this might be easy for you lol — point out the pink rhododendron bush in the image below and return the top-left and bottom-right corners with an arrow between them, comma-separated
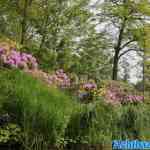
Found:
77,80 -> 144,105
96,81 -> 144,105
26,69 -> 71,88
0,41 -> 144,103
0,42 -> 38,70
78,81 -> 97,103
0,41 -> 71,89
0,41 -> 148,148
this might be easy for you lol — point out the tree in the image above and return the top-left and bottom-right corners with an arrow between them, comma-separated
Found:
143,25 -> 150,93
94,0 -> 150,80
20,0 -> 33,45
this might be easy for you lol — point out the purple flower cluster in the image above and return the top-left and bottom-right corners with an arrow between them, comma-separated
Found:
83,82 -> 97,91
0,47 -> 38,70
48,69 -> 71,88
105,82 -> 144,105
124,95 -> 144,103
0,44 -> 70,89
0,48 -> 4,54
27,69 -> 71,88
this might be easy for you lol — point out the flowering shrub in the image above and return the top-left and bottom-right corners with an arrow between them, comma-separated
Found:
48,69 -> 71,88
0,46 -> 38,70
97,81 -> 144,105
0,42 -> 70,89
26,69 -> 71,89
78,82 -> 97,103
82,82 -> 97,91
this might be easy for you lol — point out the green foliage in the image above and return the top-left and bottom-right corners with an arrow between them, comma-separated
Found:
0,69 -> 79,148
114,104 -> 150,140
65,101 -> 116,144
23,47 -> 58,71
0,123 -> 21,144
0,0 -> 149,148
113,104 -> 150,140
70,32 -> 112,80
99,0 -> 148,80
113,104 -> 139,139
66,99 -> 150,144
0,0 -> 112,79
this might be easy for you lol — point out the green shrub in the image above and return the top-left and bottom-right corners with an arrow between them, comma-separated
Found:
0,123 -> 21,144
112,104 -> 150,140
0,69 -> 79,149
65,100 -> 150,145
65,100 -> 117,145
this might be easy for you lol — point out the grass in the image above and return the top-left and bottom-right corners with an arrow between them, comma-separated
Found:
0,68 -> 79,149
0,68 -> 150,149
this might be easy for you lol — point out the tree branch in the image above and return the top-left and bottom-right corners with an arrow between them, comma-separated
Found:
118,48 -> 143,60
120,39 -> 135,50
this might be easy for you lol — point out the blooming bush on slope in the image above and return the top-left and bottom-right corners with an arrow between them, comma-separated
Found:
77,80 -> 144,105
97,81 -> 144,105
26,69 -> 71,88
0,41 -> 70,89
0,43 -> 38,70
78,82 -> 97,103
0,41 -> 144,100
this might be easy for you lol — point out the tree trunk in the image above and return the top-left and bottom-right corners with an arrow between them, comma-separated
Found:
20,0 -> 33,45
112,50 -> 119,80
20,0 -> 28,45
112,18 -> 127,80
39,0 -> 49,49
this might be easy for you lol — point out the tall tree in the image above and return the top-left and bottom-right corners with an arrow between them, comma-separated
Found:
95,0 -> 150,80
142,25 -> 150,93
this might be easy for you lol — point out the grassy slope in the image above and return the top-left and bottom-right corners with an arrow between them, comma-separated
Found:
0,69 -> 79,146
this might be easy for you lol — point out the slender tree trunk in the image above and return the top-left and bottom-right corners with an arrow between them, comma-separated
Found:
112,18 -> 127,80
40,33 -> 47,49
112,50 -> 119,80
142,47 -> 145,96
40,0 -> 49,49
20,0 -> 28,45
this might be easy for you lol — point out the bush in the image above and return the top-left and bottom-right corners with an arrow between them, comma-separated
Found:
65,100 -> 117,145
65,99 -> 150,146
112,104 -> 150,140
0,69 -> 79,149
0,123 -> 21,144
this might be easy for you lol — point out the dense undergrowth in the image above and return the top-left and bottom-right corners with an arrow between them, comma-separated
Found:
0,41 -> 149,150
0,0 -> 150,149
0,69 -> 149,150
0,69 -> 79,149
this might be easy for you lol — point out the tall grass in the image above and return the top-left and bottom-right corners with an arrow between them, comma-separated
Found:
0,69 -> 79,149
65,101 -> 116,145
0,69 -> 150,149
65,101 -> 150,146
113,104 -> 150,140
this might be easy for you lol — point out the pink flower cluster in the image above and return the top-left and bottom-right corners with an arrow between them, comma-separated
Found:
124,95 -> 144,103
0,47 -> 38,70
82,83 -> 97,91
0,44 -> 70,89
105,82 -> 144,105
27,69 -> 71,88
47,69 -> 71,88
0,48 -> 4,54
